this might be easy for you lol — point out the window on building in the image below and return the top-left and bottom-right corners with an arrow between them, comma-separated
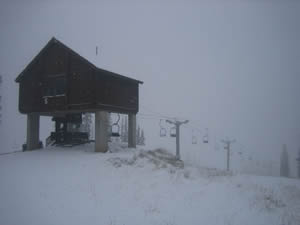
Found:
44,76 -> 66,97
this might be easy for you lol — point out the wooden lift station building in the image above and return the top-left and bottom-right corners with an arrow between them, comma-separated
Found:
15,37 -> 143,152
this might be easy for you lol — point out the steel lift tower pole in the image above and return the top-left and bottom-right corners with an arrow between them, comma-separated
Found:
221,138 -> 236,171
166,119 -> 189,160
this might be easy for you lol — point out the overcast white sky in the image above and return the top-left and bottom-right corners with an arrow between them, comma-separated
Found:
0,0 -> 299,174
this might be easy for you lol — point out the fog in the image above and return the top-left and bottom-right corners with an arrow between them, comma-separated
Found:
0,0 -> 299,176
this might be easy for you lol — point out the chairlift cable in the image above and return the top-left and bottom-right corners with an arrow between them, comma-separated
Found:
139,104 -> 250,154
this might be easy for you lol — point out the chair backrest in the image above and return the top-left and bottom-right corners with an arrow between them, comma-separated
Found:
160,128 -> 167,137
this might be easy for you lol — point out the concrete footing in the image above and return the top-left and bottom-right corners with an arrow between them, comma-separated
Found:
128,113 -> 136,148
95,111 -> 108,152
26,113 -> 40,151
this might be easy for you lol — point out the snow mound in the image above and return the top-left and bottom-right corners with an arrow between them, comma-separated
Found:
107,148 -> 184,169
1,144 -> 300,225
250,186 -> 286,211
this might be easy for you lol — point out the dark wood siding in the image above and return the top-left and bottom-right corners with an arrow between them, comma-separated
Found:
19,53 -> 44,113
95,73 -> 138,113
68,53 -> 95,109
44,44 -> 68,76
17,39 -> 141,115
40,44 -> 68,112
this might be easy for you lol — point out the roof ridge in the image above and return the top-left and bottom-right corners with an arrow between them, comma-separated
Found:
15,37 -> 143,84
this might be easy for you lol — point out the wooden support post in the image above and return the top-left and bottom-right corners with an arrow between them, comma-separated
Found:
26,113 -> 40,151
95,111 -> 108,152
128,114 -> 136,148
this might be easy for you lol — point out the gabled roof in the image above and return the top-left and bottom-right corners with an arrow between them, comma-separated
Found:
15,37 -> 143,84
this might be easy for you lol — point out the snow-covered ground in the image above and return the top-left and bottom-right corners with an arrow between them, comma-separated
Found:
0,143 -> 299,225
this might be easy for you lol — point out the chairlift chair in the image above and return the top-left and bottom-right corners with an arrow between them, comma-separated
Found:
192,136 -> 197,145
160,128 -> 167,137
111,114 -> 120,137
192,129 -> 197,144
111,124 -> 120,137
203,128 -> 209,144
170,127 -> 176,137
159,119 -> 167,137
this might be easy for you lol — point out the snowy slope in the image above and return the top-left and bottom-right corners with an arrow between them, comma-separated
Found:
0,143 -> 299,225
